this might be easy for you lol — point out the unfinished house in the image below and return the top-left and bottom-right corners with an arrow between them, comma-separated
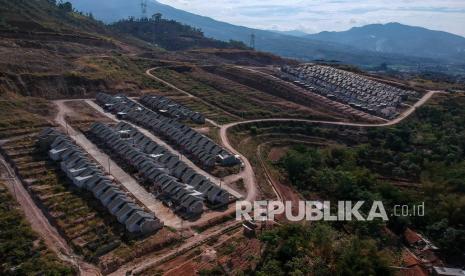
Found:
280,64 -> 418,119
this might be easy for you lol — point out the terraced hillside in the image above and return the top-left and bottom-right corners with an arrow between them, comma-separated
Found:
152,66 -> 348,121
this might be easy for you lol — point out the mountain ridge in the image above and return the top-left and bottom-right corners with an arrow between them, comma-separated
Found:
67,0 -> 465,75
68,0 -> 444,68
306,22 -> 465,61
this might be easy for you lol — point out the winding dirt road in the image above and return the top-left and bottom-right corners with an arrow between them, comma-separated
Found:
147,69 -> 438,203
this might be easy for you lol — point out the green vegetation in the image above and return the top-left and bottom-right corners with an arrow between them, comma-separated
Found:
0,0 -> 106,35
278,94 -> 465,261
0,183 -> 75,275
110,15 -> 248,51
257,223 -> 394,275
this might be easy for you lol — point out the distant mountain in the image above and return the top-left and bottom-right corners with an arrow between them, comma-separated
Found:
271,30 -> 309,37
307,23 -> 465,62
67,0 -> 448,68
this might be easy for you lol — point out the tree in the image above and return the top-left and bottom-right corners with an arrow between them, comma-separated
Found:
335,238 -> 393,276
57,1 -> 73,13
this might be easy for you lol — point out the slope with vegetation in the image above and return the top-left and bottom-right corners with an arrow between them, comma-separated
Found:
0,0 -> 284,99
0,182 -> 75,275
225,93 -> 465,272
268,94 -> 465,265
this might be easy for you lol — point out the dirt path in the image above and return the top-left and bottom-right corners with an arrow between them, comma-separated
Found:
145,68 -> 242,122
109,220 -> 243,276
0,155 -> 100,276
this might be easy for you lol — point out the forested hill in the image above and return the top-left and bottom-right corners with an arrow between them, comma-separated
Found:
0,0 -> 108,35
110,15 -> 249,51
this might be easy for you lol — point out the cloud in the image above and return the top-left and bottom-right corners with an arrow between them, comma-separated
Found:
155,0 -> 465,36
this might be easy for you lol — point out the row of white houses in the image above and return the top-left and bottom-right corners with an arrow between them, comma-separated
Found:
140,95 -> 205,124
37,128 -> 163,234
96,93 -> 240,168
89,122 -> 231,218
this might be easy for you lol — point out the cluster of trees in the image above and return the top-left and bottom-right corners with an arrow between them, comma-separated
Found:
46,0 -> 72,12
110,15 -> 249,51
46,0 -> 94,18
257,223 -> 394,275
278,95 -> 465,262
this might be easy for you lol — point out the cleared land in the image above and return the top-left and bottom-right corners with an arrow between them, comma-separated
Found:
151,66 -> 349,122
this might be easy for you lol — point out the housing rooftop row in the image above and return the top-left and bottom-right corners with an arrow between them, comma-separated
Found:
281,64 -> 418,119
140,95 -> 205,124
37,128 -> 163,235
89,122 -> 231,218
96,93 -> 240,168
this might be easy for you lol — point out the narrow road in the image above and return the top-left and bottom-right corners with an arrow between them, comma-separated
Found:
0,155 -> 100,276
220,90 -> 436,130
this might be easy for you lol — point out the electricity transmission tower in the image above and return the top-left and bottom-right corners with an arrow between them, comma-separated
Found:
141,0 -> 148,18
250,33 -> 256,49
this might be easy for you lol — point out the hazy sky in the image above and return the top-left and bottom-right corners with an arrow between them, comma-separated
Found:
156,0 -> 465,36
